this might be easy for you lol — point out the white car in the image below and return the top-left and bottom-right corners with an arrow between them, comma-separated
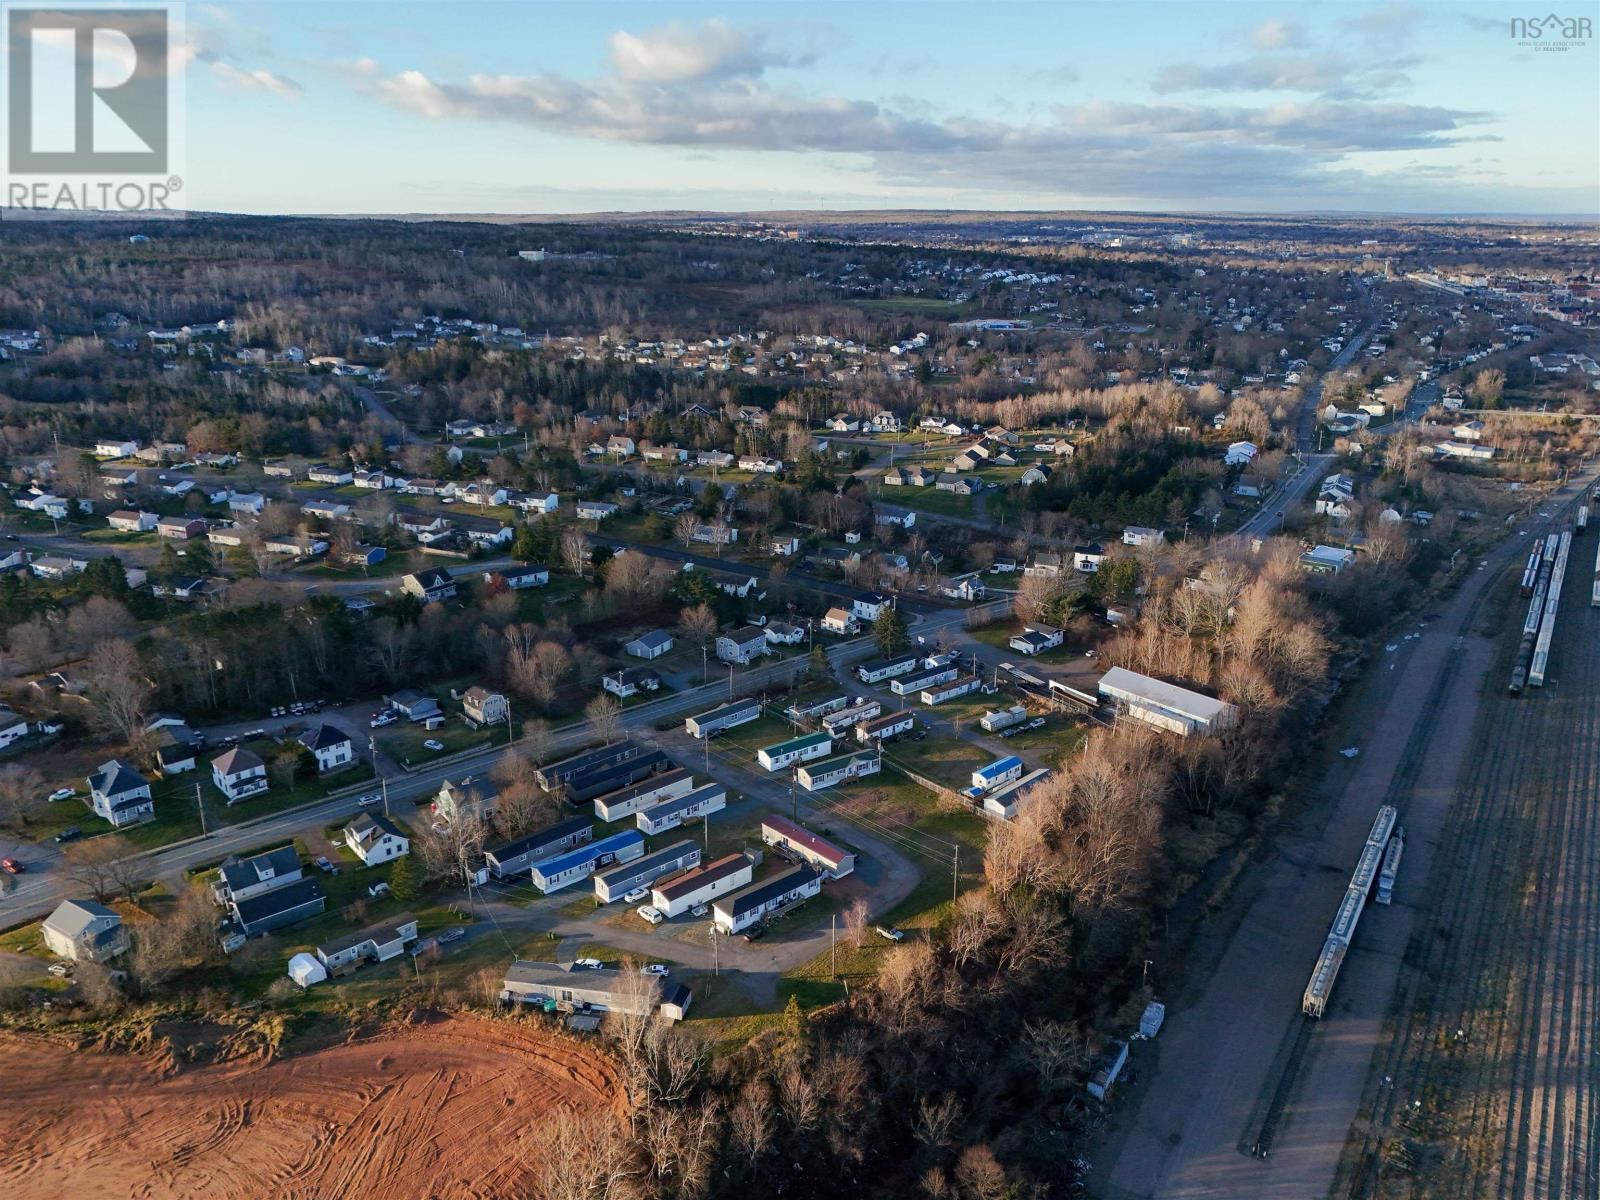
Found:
422,739 -> 444,752
636,905 -> 664,925
623,887 -> 650,904
46,787 -> 74,802
639,963 -> 669,976
366,881 -> 390,899
691,904 -> 709,918
574,957 -> 603,969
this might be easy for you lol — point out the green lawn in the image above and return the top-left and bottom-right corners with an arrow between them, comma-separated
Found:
377,717 -> 491,767
854,297 -> 977,316
79,528 -> 158,546
868,485 -> 974,519
882,734 -> 981,789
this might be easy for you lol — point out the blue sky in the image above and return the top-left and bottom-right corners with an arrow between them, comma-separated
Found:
176,1 -> 1599,215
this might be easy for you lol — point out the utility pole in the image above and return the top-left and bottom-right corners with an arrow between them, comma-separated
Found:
830,914 -> 837,980
952,844 -> 960,906
703,812 -> 709,852
711,922 -> 718,976
504,699 -> 514,746
381,773 -> 390,819
195,782 -> 206,836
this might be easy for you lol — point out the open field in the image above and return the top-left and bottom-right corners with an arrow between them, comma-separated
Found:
0,1015 -> 621,1200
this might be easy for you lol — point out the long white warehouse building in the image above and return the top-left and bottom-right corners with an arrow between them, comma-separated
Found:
1096,666 -> 1238,737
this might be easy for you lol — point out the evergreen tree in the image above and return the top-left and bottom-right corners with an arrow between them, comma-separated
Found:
388,851 -> 421,902
873,606 -> 910,656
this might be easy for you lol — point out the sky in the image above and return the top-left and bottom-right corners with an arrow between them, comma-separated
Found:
164,1 -> 1600,216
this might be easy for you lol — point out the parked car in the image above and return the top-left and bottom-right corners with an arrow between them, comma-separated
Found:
422,739 -> 444,752
314,856 -> 340,875
623,886 -> 649,903
639,963 -> 669,976
691,904 -> 709,918
53,826 -> 81,844
366,881 -> 390,899
369,713 -> 396,729
47,787 -> 74,802
437,927 -> 466,944
636,905 -> 664,925
1,858 -> 22,874
742,925 -> 766,942
574,956 -> 603,969
875,925 -> 905,943
47,962 -> 72,977
1026,718 -> 1046,730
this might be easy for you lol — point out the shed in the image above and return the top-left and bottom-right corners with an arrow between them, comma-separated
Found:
287,952 -> 327,989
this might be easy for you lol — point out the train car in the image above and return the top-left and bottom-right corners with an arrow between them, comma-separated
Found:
1328,884 -> 1367,946
1376,829 -> 1405,906
1351,840 -> 1385,896
1578,505 -> 1590,535
1529,531 -> 1572,688
1303,937 -> 1348,1019
1366,804 -> 1398,851
1520,548 -> 1542,596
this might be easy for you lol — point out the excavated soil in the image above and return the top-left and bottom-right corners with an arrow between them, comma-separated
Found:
0,1016 -> 623,1199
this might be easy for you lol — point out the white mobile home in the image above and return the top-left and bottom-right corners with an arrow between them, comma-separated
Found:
592,768 -> 695,822
796,751 -> 880,792
594,841 -> 702,904
636,784 -> 727,835
756,731 -> 833,772
651,852 -> 755,919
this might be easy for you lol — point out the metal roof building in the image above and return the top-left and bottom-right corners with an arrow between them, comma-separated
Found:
1096,666 -> 1239,737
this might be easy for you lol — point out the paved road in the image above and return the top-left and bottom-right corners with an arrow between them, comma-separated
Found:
1098,466 -> 1600,1200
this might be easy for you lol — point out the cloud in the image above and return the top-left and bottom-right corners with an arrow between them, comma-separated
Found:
606,19 -> 796,84
356,18 -> 1493,205
211,61 -> 302,96
1249,19 -> 1303,50
1155,52 -> 1417,99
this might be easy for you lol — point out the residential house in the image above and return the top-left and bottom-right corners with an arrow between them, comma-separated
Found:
384,689 -> 442,722
690,524 -> 740,546
231,877 -> 326,936
227,492 -> 266,516
829,414 -> 861,433
307,464 -> 354,485
42,900 -> 130,962
516,492 -> 560,515
851,593 -> 892,622
1020,464 -> 1054,486
769,534 -> 801,557
625,630 -> 674,660
1122,526 -> 1165,546
1073,544 -> 1106,573
765,622 -> 804,647
433,775 -> 499,827
821,607 -> 859,635
212,747 -> 268,804
30,556 -> 86,580
316,914 -> 419,974
456,481 -> 509,507
107,510 -> 157,533
1300,545 -> 1357,575
872,411 -> 903,433
156,515 -> 207,540
462,686 -> 509,726
297,724 -> 356,773
215,846 -> 302,906
87,759 -> 153,826
343,812 -> 410,866
716,625 -> 772,664
0,705 -> 29,750
93,438 -> 139,459
697,449 -> 735,469
941,572 -> 987,601
501,959 -> 692,1021
606,435 -> 637,457
487,563 -> 549,591
576,500 -> 619,521
151,576 -> 209,602
401,567 -> 456,603
603,666 -> 662,698
1009,625 -> 1064,655
1224,441 -> 1259,466
264,535 -> 328,558
737,456 -> 782,474
484,817 -> 593,880
713,864 -> 822,933
453,513 -> 513,548
936,473 -> 980,495
302,499 -> 352,521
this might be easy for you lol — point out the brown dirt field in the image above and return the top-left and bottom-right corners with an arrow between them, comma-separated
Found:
0,1015 -> 623,1200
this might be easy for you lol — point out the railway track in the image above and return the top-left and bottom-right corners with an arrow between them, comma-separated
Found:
1340,488 -> 1600,1200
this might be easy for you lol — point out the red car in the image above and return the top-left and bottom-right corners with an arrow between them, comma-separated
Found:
1,858 -> 22,874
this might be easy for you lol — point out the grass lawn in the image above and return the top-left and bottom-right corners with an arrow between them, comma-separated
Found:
868,484 -> 974,519
882,735 -> 982,789
709,713 -> 806,756
79,528 -> 158,546
967,619 -> 1088,663
377,718 -> 490,768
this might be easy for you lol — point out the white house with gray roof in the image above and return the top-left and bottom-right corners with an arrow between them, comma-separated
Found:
42,899 -> 129,962
87,759 -> 153,826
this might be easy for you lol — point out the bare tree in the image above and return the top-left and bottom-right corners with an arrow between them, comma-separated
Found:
677,603 -> 718,684
0,764 -> 43,828
524,1107 -> 643,1200
83,638 -> 150,743
728,1078 -> 775,1172
843,896 -> 869,948
585,694 -> 623,745
62,836 -> 125,902
560,527 -> 590,578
